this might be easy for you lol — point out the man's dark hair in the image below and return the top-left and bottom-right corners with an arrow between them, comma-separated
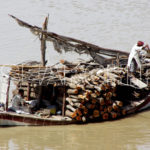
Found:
18,89 -> 24,94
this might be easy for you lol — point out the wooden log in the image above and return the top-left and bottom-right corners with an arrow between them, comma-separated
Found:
86,103 -> 95,109
93,110 -> 100,118
76,108 -> 82,116
121,109 -> 126,115
67,89 -> 78,94
103,107 -> 108,113
99,105 -> 104,111
68,83 -> 77,89
106,92 -> 113,99
78,94 -> 86,100
107,105 -> 112,113
112,103 -> 118,111
66,97 -> 74,106
66,97 -> 79,103
103,72 -> 119,81
77,85 -> 85,90
105,99 -> 112,105
69,95 -> 78,99
85,84 -> 94,89
91,99 -> 97,104
84,93 -> 90,101
98,97 -> 105,105
76,116 -> 82,121
100,111 -> 104,115
91,93 -> 97,98
68,83 -> 84,90
73,102 -> 81,108
65,110 -> 73,117
85,90 -> 92,95
100,84 -> 106,91
110,111 -> 117,119
82,116 -> 86,122
116,101 -> 123,107
94,90 -> 100,96
66,105 -> 76,112
102,113 -> 109,120
92,81 -> 99,85
83,107 -> 88,115
71,111 -> 77,118
79,104 -> 85,109
94,86 -> 102,92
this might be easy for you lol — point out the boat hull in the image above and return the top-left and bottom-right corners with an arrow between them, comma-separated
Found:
0,96 -> 150,126
0,112 -> 74,126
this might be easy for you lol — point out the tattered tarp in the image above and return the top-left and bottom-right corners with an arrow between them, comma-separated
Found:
9,15 -> 129,66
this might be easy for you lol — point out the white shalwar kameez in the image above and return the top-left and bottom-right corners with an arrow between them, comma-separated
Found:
127,44 -> 144,72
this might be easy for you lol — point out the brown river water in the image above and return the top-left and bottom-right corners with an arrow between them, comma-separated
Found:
0,0 -> 150,149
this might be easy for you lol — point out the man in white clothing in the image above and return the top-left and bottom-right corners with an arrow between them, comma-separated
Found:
127,41 -> 149,73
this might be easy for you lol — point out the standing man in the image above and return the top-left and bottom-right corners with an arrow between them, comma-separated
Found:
127,41 -> 149,73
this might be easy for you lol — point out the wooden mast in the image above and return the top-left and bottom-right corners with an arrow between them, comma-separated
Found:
40,15 -> 49,66
37,15 -> 49,108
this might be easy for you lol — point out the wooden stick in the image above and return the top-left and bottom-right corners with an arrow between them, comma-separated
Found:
62,87 -> 66,116
5,77 -> 11,111
27,83 -> 30,101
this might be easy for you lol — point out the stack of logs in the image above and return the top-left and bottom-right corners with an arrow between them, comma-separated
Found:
65,68 -> 127,122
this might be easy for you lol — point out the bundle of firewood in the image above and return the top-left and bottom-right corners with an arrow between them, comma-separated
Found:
65,68 -> 127,122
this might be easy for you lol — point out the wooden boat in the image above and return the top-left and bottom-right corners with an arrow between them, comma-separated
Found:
0,94 -> 150,126
0,112 -> 75,126
0,15 -> 149,126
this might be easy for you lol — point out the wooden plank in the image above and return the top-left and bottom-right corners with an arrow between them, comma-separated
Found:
130,77 -> 147,89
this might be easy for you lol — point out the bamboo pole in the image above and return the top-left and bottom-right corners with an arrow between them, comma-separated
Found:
5,77 -> 11,111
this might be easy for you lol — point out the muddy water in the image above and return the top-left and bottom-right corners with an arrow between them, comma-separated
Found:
0,0 -> 150,149
0,111 -> 150,150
